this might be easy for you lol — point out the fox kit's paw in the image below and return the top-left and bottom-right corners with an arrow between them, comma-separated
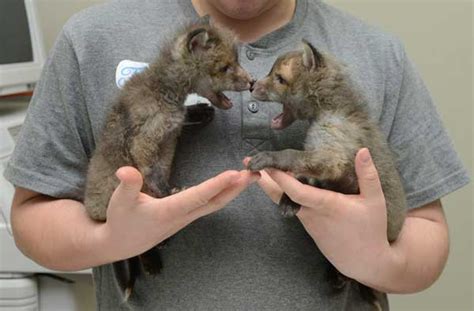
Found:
247,152 -> 275,171
139,247 -> 163,276
145,177 -> 171,198
171,186 -> 186,195
142,258 -> 162,276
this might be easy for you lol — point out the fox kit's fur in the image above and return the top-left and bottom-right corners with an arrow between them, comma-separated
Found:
84,23 -> 253,300
248,41 -> 406,310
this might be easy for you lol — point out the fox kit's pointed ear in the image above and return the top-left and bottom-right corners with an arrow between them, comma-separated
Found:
187,28 -> 212,54
302,40 -> 323,70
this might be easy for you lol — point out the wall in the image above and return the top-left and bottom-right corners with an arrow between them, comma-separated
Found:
36,0 -> 104,52
34,0 -> 473,310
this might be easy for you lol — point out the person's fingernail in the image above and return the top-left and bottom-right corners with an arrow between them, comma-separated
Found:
361,149 -> 372,164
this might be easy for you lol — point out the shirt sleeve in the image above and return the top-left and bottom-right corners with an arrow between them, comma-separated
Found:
387,47 -> 470,209
3,28 -> 93,201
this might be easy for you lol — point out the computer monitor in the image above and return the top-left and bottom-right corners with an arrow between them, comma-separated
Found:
0,0 -> 45,97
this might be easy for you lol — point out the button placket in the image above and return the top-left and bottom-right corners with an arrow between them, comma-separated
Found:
238,46 -> 274,151
241,93 -> 270,146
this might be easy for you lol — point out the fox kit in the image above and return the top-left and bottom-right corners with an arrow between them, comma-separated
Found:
84,23 -> 253,300
247,41 -> 406,310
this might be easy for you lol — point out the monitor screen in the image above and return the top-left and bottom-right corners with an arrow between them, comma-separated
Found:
0,0 -> 44,97
0,1 -> 33,65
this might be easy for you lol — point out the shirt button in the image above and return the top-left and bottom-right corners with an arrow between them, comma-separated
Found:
246,49 -> 255,60
248,101 -> 259,113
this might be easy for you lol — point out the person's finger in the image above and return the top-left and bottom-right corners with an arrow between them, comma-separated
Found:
187,170 -> 260,220
265,169 -> 335,209
256,170 -> 282,204
354,148 -> 384,202
109,166 -> 144,208
242,157 -> 282,203
160,170 -> 240,214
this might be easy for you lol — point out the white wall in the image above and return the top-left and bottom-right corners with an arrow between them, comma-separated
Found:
36,0 -> 104,52
34,0 -> 473,310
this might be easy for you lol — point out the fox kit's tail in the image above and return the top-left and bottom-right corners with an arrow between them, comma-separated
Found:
359,283 -> 383,311
113,258 -> 141,302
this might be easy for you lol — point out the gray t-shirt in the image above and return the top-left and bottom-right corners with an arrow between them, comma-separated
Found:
4,0 -> 469,310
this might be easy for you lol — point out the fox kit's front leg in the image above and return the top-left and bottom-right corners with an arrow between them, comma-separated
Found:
248,148 -> 351,216
248,149 -> 350,180
248,149 -> 301,172
130,113 -> 183,198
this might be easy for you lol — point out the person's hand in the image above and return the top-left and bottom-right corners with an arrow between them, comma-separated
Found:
245,148 -> 394,283
97,167 -> 260,262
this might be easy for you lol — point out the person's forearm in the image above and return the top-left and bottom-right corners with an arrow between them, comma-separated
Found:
11,195 -> 110,271
359,204 -> 449,293
10,170 -> 254,272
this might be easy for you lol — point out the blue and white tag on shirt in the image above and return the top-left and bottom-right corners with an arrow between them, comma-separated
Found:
115,60 -> 149,89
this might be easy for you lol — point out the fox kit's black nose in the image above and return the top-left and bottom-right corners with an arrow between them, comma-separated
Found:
250,79 -> 256,92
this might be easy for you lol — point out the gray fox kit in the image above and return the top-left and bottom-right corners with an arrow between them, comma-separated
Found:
84,23 -> 253,300
247,40 -> 406,310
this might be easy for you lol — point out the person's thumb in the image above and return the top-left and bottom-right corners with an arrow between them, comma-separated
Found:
355,148 -> 384,202
109,166 -> 144,208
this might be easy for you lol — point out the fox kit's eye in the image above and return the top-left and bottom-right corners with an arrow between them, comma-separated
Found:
275,74 -> 287,85
220,64 -> 231,73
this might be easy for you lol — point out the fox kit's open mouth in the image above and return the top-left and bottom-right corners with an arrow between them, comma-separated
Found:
217,91 -> 233,109
206,82 -> 253,110
204,91 -> 233,110
271,104 -> 295,129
